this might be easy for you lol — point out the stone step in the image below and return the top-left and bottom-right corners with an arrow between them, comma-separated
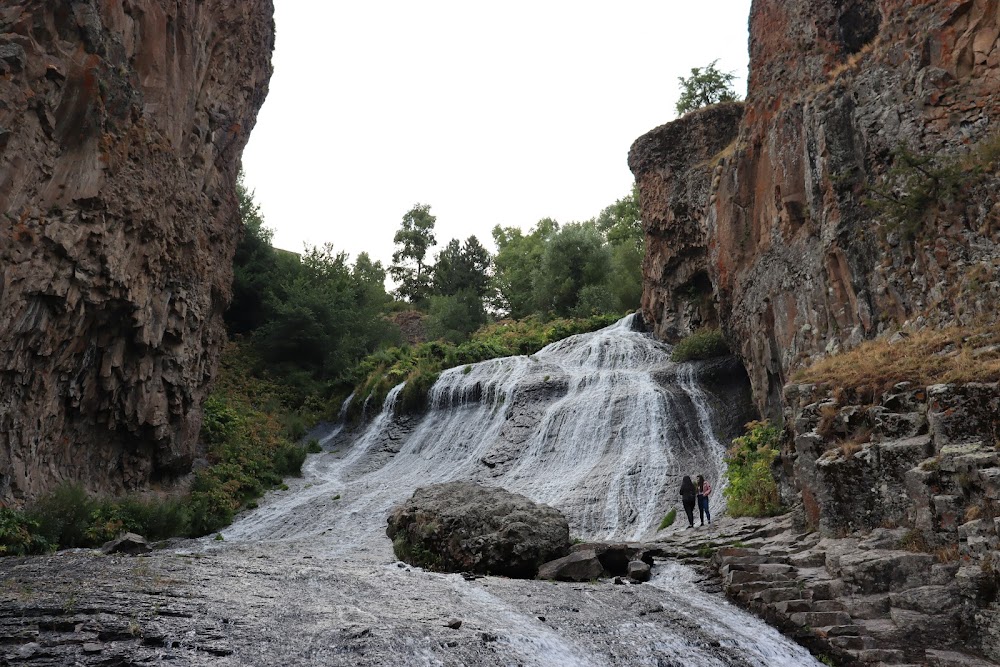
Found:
814,624 -> 864,637
829,634 -> 877,651
805,579 -> 845,600
788,550 -> 827,568
773,599 -> 813,615
851,648 -> 908,665
811,599 -> 847,612
757,587 -> 808,604
788,610 -> 852,627
924,648 -> 1000,667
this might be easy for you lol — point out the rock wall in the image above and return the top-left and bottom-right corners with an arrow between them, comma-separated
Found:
0,2 -> 274,502
632,0 -> 1000,419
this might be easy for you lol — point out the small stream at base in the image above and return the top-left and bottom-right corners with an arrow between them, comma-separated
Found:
206,315 -> 820,666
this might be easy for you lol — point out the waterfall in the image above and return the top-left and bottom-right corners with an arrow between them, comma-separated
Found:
215,314 -> 821,666
224,314 -> 734,544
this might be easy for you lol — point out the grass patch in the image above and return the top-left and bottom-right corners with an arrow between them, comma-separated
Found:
658,508 -> 677,531
671,328 -> 730,363
794,325 -> 1000,396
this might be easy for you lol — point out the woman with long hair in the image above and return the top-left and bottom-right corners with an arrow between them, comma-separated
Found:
679,475 -> 697,529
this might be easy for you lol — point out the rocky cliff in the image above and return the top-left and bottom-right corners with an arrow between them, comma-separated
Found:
0,2 -> 274,502
632,0 -> 1000,418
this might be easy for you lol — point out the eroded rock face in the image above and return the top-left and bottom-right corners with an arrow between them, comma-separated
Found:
386,482 -> 571,578
0,2 -> 274,502
633,0 -> 1000,418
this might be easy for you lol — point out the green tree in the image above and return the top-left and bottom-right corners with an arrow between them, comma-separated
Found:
533,221 -> 611,317
595,187 -> 644,312
433,235 -> 492,299
227,176 -> 280,334
492,218 -> 558,319
390,204 -> 437,304
675,59 -> 739,116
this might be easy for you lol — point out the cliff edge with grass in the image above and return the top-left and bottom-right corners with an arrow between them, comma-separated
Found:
0,2 -> 274,503
632,0 -> 1000,418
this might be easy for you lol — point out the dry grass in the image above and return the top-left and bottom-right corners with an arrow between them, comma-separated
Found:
936,544 -> 960,563
816,404 -> 839,439
794,325 -> 1000,396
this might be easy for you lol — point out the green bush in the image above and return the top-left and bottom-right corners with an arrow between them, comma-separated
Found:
657,508 -> 677,531
724,421 -> 783,518
0,508 -> 50,555
671,328 -> 730,362
26,483 -> 95,548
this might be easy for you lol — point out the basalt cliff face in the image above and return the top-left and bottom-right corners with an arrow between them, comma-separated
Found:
0,2 -> 274,502
632,0 -> 1000,418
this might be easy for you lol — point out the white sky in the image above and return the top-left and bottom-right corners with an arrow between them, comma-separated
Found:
241,1 -> 752,266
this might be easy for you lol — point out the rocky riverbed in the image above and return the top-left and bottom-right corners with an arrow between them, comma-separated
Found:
0,482 -> 819,666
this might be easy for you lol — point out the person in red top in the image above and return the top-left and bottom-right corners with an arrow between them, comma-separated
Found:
696,474 -> 712,526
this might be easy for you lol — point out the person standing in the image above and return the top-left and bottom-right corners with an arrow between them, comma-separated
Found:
679,475 -> 697,528
696,474 -> 712,526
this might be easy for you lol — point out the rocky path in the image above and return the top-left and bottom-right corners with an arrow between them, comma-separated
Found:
659,514 -> 1000,667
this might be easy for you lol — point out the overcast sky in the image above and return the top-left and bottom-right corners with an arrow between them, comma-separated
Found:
241,1 -> 753,266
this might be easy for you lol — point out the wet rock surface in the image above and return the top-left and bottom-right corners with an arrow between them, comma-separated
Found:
0,0 -> 274,503
386,482 -> 570,578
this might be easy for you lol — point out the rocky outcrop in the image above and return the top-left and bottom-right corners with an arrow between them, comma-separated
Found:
632,0 -> 1000,418
386,482 -> 571,578
0,2 -> 274,502
537,541 -> 658,582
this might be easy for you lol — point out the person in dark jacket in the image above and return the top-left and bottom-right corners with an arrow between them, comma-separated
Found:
679,475 -> 697,528
696,474 -> 712,526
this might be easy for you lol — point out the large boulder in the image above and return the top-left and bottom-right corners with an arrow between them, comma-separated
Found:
386,482 -> 570,578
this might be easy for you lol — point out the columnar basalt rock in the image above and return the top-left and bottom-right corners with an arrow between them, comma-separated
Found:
0,2 -> 274,502
633,0 -> 1000,419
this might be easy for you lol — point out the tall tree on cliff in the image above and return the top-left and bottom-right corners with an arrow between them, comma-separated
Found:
390,204 -> 437,304
675,60 -> 739,115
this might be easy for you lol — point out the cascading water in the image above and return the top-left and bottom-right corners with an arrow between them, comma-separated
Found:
212,314 -> 820,666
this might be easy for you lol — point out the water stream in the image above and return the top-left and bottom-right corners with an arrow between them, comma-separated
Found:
209,314 -> 820,666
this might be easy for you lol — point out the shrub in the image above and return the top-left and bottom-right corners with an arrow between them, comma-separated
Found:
26,483 -> 94,548
657,508 -> 677,531
671,328 -> 730,362
724,421 -> 783,518
0,508 -> 50,555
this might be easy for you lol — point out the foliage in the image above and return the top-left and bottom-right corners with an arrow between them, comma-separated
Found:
533,222 -> 612,317
657,508 -> 677,531
670,328 -> 730,362
390,203 -> 437,304
794,324 -> 1000,396
492,218 -> 559,319
865,144 -> 972,242
0,508 -> 50,555
724,421 -> 783,518
187,346 -> 312,535
425,289 -> 488,344
226,176 -> 400,411
491,189 -> 643,320
350,313 -> 621,417
675,60 -> 739,115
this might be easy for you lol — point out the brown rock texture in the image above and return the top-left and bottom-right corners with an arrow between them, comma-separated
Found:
0,1 -> 274,502
632,0 -> 1000,418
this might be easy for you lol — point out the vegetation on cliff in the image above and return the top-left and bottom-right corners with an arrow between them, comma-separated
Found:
794,325 -> 1000,397
723,421 -> 783,518
675,60 -> 740,115
670,328 -> 730,363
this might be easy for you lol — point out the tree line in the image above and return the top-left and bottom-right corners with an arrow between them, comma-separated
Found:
226,178 -> 644,406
